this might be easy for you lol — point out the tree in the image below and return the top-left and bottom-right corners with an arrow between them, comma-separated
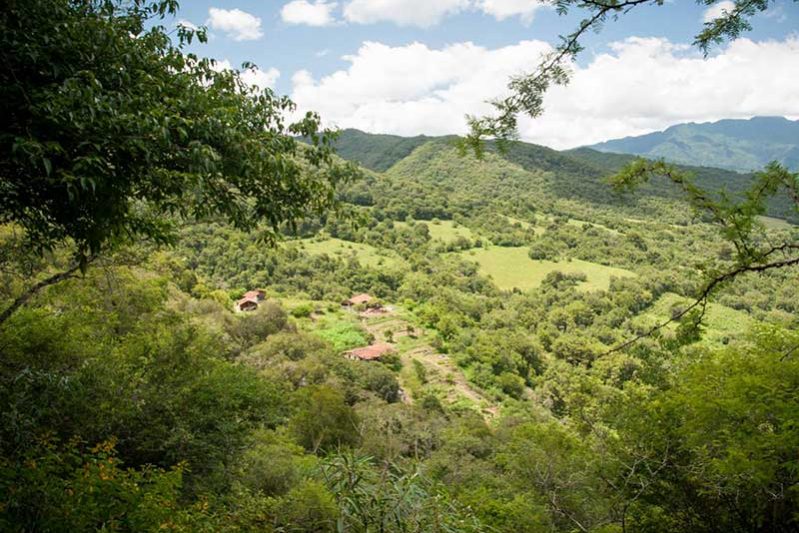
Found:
0,0 -> 357,324
289,386 -> 360,453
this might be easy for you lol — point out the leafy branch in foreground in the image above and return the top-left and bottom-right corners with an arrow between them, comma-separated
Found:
0,0 -> 359,324
604,159 -> 799,353
466,0 -> 788,147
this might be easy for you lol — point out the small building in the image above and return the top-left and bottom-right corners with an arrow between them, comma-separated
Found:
342,293 -> 374,308
235,289 -> 265,312
344,343 -> 395,361
236,297 -> 259,312
243,289 -> 266,301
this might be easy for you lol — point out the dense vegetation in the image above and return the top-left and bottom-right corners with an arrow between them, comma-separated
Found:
5,121 -> 798,530
2,1 -> 798,532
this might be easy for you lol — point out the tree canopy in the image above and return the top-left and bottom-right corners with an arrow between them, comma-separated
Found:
0,0 -> 355,264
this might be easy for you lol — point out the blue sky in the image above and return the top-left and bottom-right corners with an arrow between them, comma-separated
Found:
168,1 -> 799,148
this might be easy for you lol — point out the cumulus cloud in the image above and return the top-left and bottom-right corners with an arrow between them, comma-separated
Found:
207,7 -> 263,41
281,0 -> 338,27
703,0 -> 735,23
214,60 -> 280,90
340,0 -> 546,26
477,0 -> 547,23
290,37 -> 799,149
343,0 -> 470,27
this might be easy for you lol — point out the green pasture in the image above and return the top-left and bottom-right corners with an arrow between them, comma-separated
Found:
459,246 -> 635,292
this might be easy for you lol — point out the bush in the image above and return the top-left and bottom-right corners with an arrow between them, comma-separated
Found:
360,364 -> 401,403
276,481 -> 339,532
413,359 -> 428,384
289,386 -> 360,453
227,301 -> 288,351
291,303 -> 315,318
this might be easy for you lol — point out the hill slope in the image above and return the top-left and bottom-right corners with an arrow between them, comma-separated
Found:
587,116 -> 799,172
330,130 -> 796,222
330,129 -> 440,172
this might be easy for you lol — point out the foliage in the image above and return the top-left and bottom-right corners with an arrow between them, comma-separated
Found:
289,386 -> 360,453
0,439 -> 207,532
0,0 -> 355,263
320,453 -> 486,533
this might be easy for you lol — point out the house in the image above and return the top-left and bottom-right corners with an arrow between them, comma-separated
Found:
243,289 -> 266,301
236,297 -> 259,312
235,289 -> 265,312
344,343 -> 395,361
342,293 -> 374,308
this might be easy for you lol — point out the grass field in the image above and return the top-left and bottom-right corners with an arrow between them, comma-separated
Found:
758,215 -> 794,231
503,216 -> 533,229
533,214 -> 620,235
312,315 -> 371,351
296,238 -> 403,268
636,292 -> 754,345
460,246 -> 635,292
395,220 -> 476,243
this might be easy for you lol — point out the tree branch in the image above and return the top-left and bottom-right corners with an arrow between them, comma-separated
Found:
0,259 -> 92,327
603,254 -> 799,355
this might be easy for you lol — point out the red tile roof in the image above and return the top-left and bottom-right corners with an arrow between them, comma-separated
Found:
345,343 -> 395,361
243,290 -> 265,300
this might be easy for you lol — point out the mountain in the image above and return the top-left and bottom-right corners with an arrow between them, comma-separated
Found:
330,129 -> 441,172
587,116 -> 799,172
330,129 -> 797,223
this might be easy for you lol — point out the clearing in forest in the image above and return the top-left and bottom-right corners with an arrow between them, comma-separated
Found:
295,237 -> 404,269
360,309 -> 499,419
460,246 -> 635,292
636,292 -> 754,346
395,220 -> 476,243
757,215 -> 794,231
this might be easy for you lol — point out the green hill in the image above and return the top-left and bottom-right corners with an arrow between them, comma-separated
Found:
587,116 -> 799,172
330,129 -> 441,172
332,130 -> 796,223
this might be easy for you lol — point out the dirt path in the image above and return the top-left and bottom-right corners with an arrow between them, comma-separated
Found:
359,311 -> 499,420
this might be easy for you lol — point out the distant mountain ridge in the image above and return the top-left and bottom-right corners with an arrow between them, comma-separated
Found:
325,128 -> 797,222
586,116 -> 799,172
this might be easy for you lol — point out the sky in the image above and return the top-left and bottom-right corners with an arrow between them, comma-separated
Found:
170,1 -> 799,149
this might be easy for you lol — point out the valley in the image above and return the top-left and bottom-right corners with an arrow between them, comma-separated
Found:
4,2 -> 798,530
4,126 -> 798,532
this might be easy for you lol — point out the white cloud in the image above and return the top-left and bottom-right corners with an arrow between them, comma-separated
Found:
290,37 -> 799,149
343,0 -> 470,27
340,0 -> 546,27
477,0 -> 547,23
207,8 -> 263,41
214,60 -> 280,90
703,0 -> 735,23
281,0 -> 338,27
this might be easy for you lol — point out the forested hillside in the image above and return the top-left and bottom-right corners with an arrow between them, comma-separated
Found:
588,116 -> 799,172
7,122 -> 799,530
2,2 -> 799,532
333,129 -> 799,222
